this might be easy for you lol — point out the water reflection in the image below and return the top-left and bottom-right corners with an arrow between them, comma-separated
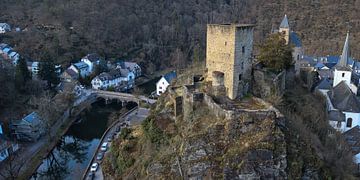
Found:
32,100 -> 135,180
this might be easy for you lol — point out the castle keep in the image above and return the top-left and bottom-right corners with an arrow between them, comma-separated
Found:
206,24 -> 254,99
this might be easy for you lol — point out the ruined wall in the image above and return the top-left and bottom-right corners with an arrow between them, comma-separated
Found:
206,24 -> 254,99
252,68 -> 286,99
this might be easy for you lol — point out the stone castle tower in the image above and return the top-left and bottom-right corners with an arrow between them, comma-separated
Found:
206,24 -> 254,100
279,15 -> 290,45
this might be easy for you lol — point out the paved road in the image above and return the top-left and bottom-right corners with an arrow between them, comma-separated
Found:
84,107 -> 150,180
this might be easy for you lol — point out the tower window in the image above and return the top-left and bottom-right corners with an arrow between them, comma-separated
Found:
342,73 -> 345,77
347,118 -> 353,128
239,74 -> 242,81
242,46 -> 245,53
225,41 -> 227,46
297,54 -> 300,61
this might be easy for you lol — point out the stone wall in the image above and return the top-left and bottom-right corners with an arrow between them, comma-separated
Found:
252,68 -> 286,99
206,24 -> 254,99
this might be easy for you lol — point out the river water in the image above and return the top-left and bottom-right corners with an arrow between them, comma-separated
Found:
31,100 -> 135,180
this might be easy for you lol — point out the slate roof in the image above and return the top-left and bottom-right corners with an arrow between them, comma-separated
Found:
74,62 -> 89,70
316,78 -> 332,90
324,63 -> 337,69
328,81 -> 360,113
164,71 -> 177,83
23,112 -> 42,124
279,15 -> 289,29
343,126 -> 360,155
84,53 -> 101,62
290,32 -> 302,47
328,110 -> 345,122
65,68 -> 78,79
314,62 -> 325,69
97,69 -> 122,81
317,69 -> 333,79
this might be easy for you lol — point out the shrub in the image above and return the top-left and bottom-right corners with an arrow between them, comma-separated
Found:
142,116 -> 168,145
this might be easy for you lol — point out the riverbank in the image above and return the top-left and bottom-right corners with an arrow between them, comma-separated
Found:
19,98 -> 95,180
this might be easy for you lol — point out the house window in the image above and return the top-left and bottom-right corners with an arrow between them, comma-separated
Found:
241,62 -> 244,69
242,46 -> 245,53
337,121 -> 341,128
225,41 -> 227,46
159,86 -> 162,90
239,74 -> 242,81
342,73 -> 345,77
347,118 -> 353,128
158,91 -> 162,94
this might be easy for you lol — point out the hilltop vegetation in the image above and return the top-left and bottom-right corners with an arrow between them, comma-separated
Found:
1,0 -> 360,71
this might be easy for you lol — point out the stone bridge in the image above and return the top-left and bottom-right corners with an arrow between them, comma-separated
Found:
90,89 -> 157,105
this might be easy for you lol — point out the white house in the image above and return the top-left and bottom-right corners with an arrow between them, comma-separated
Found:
81,53 -> 101,73
91,68 -> 135,91
326,81 -> 360,132
0,23 -> 11,33
156,71 -> 177,96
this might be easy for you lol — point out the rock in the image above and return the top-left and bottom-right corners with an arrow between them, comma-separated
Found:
147,163 -> 164,175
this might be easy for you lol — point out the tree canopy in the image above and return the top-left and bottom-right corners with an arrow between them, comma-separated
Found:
15,57 -> 31,92
257,33 -> 293,71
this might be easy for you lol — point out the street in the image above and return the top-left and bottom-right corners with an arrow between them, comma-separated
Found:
84,107 -> 150,180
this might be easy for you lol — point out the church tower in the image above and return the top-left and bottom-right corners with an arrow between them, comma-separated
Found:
279,15 -> 290,44
333,32 -> 352,87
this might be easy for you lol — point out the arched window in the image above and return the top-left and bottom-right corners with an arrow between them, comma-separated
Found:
346,118 -> 353,128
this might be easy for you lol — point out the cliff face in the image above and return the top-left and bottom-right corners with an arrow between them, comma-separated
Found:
103,84 -> 288,179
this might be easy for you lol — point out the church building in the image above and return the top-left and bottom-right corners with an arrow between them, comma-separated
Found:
278,15 -> 304,73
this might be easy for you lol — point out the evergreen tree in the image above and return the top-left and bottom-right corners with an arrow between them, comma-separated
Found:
15,57 -> 31,92
39,61 -> 59,88
258,33 -> 294,71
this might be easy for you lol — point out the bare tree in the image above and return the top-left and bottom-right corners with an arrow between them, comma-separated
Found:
0,153 -> 26,180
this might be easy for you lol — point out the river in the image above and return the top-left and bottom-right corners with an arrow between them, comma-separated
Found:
31,100 -> 136,180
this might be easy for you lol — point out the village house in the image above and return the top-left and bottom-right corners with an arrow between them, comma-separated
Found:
91,68 -> 135,91
0,124 -> 19,163
10,112 -> 46,142
0,23 -> 11,33
69,62 -> 90,78
156,71 -> 177,96
81,53 -> 101,73
0,137 -> 19,162
116,61 -> 142,78
315,32 -> 360,133
60,68 -> 79,82
343,126 -> 360,171
26,61 -> 40,75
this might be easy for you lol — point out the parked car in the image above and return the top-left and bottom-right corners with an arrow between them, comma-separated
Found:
101,142 -> 108,151
87,172 -> 95,180
96,152 -> 104,161
115,126 -> 121,133
107,135 -> 113,142
90,163 -> 98,172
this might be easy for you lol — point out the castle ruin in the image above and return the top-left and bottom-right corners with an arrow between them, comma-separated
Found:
206,24 -> 254,100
